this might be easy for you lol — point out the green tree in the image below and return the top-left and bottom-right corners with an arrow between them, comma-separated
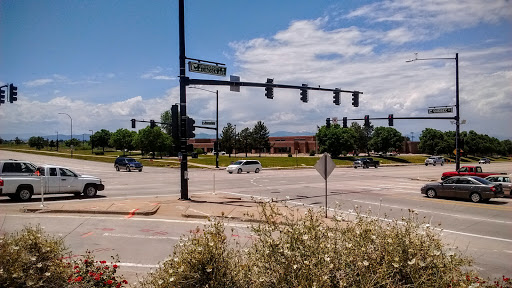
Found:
237,127 -> 253,157
109,128 -> 137,155
251,121 -> 271,157
369,127 -> 404,154
350,121 -> 373,155
134,126 -> 168,158
160,109 -> 174,136
14,137 -> 22,145
220,123 -> 236,157
316,124 -> 357,158
502,139 -> 512,155
419,128 -> 449,155
28,136 -> 47,150
49,140 -> 56,150
64,138 -> 81,148
93,129 -> 112,152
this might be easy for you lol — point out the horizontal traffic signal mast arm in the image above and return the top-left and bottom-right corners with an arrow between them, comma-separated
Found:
346,116 -> 456,121
185,78 -> 363,94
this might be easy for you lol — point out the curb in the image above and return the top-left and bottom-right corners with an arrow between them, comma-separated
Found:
20,204 -> 160,216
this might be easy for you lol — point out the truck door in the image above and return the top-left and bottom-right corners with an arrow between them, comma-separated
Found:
58,168 -> 80,193
46,168 -> 60,193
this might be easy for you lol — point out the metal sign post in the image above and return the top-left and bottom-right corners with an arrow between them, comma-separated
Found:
314,153 -> 336,218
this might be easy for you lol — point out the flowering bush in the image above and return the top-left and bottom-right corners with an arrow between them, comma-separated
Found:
137,201 -> 512,288
0,225 -> 69,287
66,250 -> 128,288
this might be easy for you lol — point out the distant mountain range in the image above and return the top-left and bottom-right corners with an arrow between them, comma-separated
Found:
0,131 -> 316,141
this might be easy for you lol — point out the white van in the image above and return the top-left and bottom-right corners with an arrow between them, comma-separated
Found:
227,160 -> 262,174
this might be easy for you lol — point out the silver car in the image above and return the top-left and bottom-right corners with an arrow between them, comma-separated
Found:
485,175 -> 511,196
227,160 -> 262,174
424,156 -> 444,166
421,176 -> 504,203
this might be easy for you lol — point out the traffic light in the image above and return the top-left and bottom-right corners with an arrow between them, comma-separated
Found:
388,114 -> 394,126
351,92 -> 359,107
0,88 -> 5,105
333,89 -> 340,105
364,115 -> 370,127
171,105 -> 179,140
343,117 -> 347,128
131,119 -> 136,129
150,120 -> 156,128
300,84 -> 308,103
326,118 -> 331,128
265,78 -> 274,99
9,84 -> 18,103
186,117 -> 196,138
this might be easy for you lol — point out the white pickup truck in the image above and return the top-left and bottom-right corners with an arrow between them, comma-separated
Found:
0,165 -> 105,201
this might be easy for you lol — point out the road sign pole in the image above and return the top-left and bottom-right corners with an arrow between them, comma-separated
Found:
179,0 -> 189,200
324,155 -> 328,218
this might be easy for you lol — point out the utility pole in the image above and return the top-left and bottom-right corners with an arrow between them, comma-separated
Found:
178,0 -> 189,200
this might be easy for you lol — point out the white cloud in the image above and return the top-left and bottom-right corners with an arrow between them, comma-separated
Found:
140,67 -> 175,80
24,78 -> 54,87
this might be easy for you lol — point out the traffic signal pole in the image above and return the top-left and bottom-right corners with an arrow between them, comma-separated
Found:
179,0 -> 190,200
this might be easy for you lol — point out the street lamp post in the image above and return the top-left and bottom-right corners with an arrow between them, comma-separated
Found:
189,87 -> 220,168
56,131 -> 59,151
406,53 -> 460,170
89,130 -> 94,155
58,112 -> 73,158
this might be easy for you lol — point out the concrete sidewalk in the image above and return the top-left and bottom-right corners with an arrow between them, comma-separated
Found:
20,192 -> 273,222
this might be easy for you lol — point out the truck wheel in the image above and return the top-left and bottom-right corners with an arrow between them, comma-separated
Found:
441,162 -> 444,166
470,192 -> 482,203
16,186 -> 33,201
374,164 -> 378,168
126,166 -> 131,172
426,188 -> 436,198
116,165 -> 120,171
83,185 -> 97,197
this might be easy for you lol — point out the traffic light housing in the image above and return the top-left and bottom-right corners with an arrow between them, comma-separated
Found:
342,117 -> 347,128
0,88 -> 5,105
265,78 -> 274,99
326,118 -> 331,128
333,89 -> 340,105
131,119 -> 136,129
186,117 -> 196,139
351,92 -> 359,107
150,120 -> 156,128
9,84 -> 18,103
388,114 -> 394,126
171,105 -> 179,140
300,84 -> 308,103
364,115 -> 370,127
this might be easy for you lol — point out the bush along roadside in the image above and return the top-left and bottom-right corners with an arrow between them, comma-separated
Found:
137,202 -> 512,288
0,225 -> 128,288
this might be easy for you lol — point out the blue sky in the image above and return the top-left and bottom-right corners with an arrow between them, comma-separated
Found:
1,0 -> 511,141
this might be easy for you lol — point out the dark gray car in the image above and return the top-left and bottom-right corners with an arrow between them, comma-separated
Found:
420,176 -> 504,203
114,157 -> 143,172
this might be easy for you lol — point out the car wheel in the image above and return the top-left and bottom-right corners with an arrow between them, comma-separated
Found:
426,188 -> 436,198
228,172 -> 233,174
255,168 -> 260,173
83,185 -> 97,197
354,166 -> 357,169
441,162 -> 444,166
115,165 -> 120,171
433,163 -> 436,166
237,168 -> 242,174
126,166 -> 131,172
138,169 -> 143,172
470,192 -> 482,203
16,186 -> 33,201
425,163 -> 428,166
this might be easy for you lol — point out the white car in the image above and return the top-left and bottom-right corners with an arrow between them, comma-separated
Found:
485,175 -> 511,196
227,160 -> 262,174
425,156 -> 444,166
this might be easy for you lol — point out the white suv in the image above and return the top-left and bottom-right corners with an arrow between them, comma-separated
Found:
425,156 -> 444,166
227,160 -> 262,174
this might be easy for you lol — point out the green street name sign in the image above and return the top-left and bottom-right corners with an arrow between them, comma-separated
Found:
188,61 -> 226,77
428,107 -> 453,114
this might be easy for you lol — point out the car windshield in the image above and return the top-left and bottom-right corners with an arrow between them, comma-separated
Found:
125,158 -> 136,162
232,161 -> 244,165
472,177 -> 492,185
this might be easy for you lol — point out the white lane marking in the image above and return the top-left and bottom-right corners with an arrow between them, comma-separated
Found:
351,199 -> 512,225
117,262 -> 159,268
103,233 -> 180,240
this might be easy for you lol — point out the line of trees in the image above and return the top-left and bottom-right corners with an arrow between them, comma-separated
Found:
219,121 -> 271,157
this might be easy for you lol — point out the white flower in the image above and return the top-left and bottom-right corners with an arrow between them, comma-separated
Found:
206,268 -> 212,272
345,243 -> 352,248
36,263 -> 42,268
45,272 -> 50,276
302,235 -> 309,240
433,250 -> 441,256
392,263 -> 399,268
293,265 -> 298,269
408,258 -> 416,265
169,277 -> 175,282
363,260 -> 369,266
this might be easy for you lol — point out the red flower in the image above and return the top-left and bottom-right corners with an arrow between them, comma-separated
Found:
116,284 -> 122,288
75,276 -> 83,282
100,260 -> 107,264
104,266 -> 109,269
74,265 -> 79,269
95,276 -> 101,281
107,280 -> 113,284
503,275 -> 510,282
113,264 -> 118,269
122,279 -> 128,284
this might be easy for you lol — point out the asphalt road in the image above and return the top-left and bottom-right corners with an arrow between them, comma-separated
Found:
1,150 -> 511,282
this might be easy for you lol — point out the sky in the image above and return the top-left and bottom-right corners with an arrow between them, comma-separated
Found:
1,0 -> 511,141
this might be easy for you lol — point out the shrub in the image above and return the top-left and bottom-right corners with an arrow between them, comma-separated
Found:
67,250 -> 128,288
0,225 -> 69,287
288,153 -> 293,157
135,202 -> 498,288
309,150 -> 316,156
